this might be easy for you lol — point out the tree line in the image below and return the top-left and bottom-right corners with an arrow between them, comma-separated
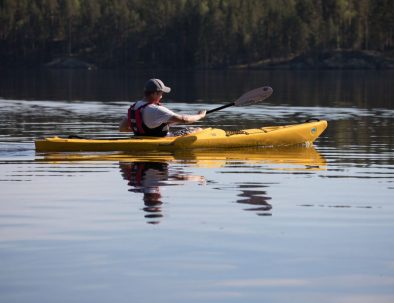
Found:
0,0 -> 393,68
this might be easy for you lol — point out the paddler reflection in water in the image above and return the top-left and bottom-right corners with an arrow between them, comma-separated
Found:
119,161 -> 205,224
237,185 -> 273,216
119,78 -> 206,136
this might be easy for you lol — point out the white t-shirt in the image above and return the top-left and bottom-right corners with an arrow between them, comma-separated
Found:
134,100 -> 178,129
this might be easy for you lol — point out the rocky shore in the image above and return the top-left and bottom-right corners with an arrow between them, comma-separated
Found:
43,50 -> 394,70
235,50 -> 394,70
44,57 -> 96,70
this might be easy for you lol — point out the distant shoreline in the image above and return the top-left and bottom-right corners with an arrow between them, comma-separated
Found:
2,50 -> 394,71
230,50 -> 394,70
42,50 -> 394,70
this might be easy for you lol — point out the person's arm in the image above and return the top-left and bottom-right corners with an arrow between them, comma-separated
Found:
168,110 -> 206,124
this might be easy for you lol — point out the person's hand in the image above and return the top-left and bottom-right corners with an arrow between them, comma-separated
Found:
180,110 -> 206,123
198,110 -> 206,118
119,117 -> 131,132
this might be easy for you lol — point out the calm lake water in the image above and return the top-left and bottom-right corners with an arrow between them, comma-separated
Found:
0,69 -> 393,303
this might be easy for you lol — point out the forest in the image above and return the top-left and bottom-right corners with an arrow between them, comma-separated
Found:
0,0 -> 393,68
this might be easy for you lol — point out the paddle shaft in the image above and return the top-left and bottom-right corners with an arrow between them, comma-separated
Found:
206,102 -> 235,114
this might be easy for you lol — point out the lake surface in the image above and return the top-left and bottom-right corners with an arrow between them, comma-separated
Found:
0,69 -> 393,303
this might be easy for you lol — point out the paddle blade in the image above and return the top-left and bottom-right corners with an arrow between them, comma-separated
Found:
234,86 -> 273,106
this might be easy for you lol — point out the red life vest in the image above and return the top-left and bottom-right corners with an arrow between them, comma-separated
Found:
128,102 -> 168,137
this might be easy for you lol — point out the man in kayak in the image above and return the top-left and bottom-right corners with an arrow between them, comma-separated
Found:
119,78 -> 206,136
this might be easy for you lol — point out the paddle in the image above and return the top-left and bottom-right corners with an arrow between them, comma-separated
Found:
206,86 -> 273,114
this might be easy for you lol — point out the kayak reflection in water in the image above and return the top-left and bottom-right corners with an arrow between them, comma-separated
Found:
119,161 -> 205,224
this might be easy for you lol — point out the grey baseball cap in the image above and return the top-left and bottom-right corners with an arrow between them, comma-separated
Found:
144,78 -> 171,93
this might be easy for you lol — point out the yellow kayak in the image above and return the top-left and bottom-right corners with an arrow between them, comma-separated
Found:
35,120 -> 327,152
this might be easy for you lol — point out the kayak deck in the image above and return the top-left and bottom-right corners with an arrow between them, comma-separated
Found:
35,120 -> 328,152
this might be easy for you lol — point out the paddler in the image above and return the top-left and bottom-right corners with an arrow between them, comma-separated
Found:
119,78 -> 206,136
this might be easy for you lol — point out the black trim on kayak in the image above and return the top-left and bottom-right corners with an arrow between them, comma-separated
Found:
68,135 -> 85,139
66,135 -> 144,140
226,130 -> 249,136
